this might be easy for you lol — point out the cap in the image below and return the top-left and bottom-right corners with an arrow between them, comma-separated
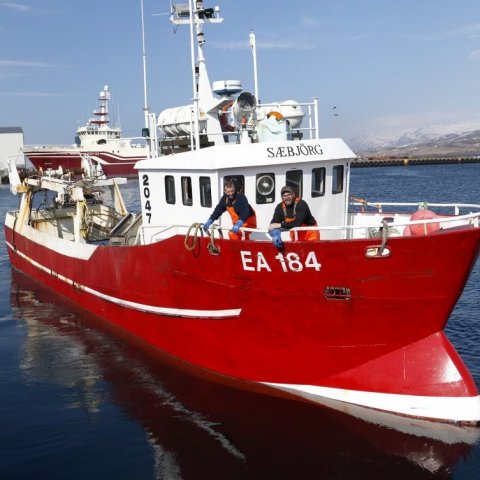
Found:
281,186 -> 295,196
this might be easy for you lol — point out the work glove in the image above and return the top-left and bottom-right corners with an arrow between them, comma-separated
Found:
203,219 -> 213,233
231,220 -> 244,234
270,228 -> 284,248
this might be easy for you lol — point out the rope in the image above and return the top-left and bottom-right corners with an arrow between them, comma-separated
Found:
207,226 -> 221,255
184,222 -> 203,251
184,222 -> 223,254
378,219 -> 389,256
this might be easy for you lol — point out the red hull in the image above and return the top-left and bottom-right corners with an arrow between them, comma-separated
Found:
11,272 -> 477,475
5,222 -> 480,407
24,150 -> 145,176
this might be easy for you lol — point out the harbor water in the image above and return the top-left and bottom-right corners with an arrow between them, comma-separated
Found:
1,164 -> 479,479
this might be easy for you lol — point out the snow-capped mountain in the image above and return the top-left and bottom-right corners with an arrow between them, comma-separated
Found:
349,121 -> 480,156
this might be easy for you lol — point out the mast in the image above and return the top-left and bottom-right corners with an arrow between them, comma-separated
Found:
249,31 -> 259,103
140,0 -> 157,157
170,1 -> 223,151
188,0 -> 198,150
89,85 -> 111,126
140,0 -> 149,129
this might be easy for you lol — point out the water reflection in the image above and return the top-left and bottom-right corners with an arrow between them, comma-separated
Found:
10,269 -> 480,479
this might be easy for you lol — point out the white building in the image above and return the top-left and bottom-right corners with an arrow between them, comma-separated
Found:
0,126 -> 24,172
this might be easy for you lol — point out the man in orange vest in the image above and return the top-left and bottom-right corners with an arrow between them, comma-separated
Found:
268,185 -> 320,242
203,181 -> 257,240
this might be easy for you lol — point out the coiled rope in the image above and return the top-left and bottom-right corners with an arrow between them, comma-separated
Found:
184,222 -> 222,254
184,222 -> 203,251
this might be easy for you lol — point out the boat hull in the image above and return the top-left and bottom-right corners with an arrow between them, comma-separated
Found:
4,217 -> 480,423
24,150 -> 145,176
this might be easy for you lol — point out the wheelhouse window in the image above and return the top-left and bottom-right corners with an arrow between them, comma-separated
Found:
256,173 -> 275,204
199,176 -> 212,207
165,175 -> 175,204
181,176 -> 193,206
286,170 -> 303,197
224,175 -> 245,193
311,167 -> 326,197
332,165 -> 344,194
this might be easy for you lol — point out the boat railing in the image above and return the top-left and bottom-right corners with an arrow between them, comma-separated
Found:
255,99 -> 319,139
158,97 -> 320,147
350,199 -> 480,215
137,209 -> 480,245
100,136 -> 148,145
23,144 -> 79,151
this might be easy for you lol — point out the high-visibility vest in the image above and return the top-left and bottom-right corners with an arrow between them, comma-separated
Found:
282,198 -> 320,242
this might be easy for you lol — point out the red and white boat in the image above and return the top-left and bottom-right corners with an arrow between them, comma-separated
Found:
23,85 -> 147,177
5,1 -> 480,425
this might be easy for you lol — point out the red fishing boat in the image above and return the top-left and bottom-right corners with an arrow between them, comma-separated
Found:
5,1 -> 480,425
23,85 -> 147,177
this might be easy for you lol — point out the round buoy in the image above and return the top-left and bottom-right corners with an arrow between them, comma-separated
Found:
404,209 -> 440,236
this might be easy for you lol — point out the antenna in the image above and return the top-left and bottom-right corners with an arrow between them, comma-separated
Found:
188,0 -> 199,151
249,31 -> 259,103
140,0 -> 149,128
117,102 -> 121,130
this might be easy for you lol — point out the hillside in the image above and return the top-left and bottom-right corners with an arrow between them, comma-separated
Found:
349,121 -> 480,158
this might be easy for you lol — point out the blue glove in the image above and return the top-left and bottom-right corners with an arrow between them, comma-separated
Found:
270,228 -> 283,248
203,219 -> 213,233
231,220 -> 244,234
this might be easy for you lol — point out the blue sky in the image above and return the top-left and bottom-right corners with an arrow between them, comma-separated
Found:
1,0 -> 480,144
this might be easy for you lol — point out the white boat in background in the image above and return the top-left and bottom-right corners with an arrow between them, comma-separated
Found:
23,85 -> 147,177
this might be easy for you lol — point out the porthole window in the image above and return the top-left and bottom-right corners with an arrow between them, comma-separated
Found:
165,176 -> 176,204
312,167 -> 326,197
332,165 -> 344,194
199,176 -> 212,207
256,173 -> 275,204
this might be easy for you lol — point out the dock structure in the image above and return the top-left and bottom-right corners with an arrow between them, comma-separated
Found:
353,155 -> 480,168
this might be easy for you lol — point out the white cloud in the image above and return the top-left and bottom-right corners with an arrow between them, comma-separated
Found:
258,39 -> 314,50
0,2 -> 31,13
0,91 -> 65,96
405,22 -> 480,41
467,49 -> 480,60
340,33 -> 371,42
213,40 -> 314,50
301,16 -> 320,28
0,72 -> 25,80
358,110 -> 480,137
0,60 -> 60,67
453,23 -> 480,39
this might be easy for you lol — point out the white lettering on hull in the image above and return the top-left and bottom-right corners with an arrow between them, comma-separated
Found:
240,250 -> 322,273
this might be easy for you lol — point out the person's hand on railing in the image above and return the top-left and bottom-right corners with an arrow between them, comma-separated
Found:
203,219 -> 213,234
269,228 -> 283,248
231,220 -> 243,234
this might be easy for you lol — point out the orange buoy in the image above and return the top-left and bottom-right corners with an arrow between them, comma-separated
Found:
404,209 -> 440,236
